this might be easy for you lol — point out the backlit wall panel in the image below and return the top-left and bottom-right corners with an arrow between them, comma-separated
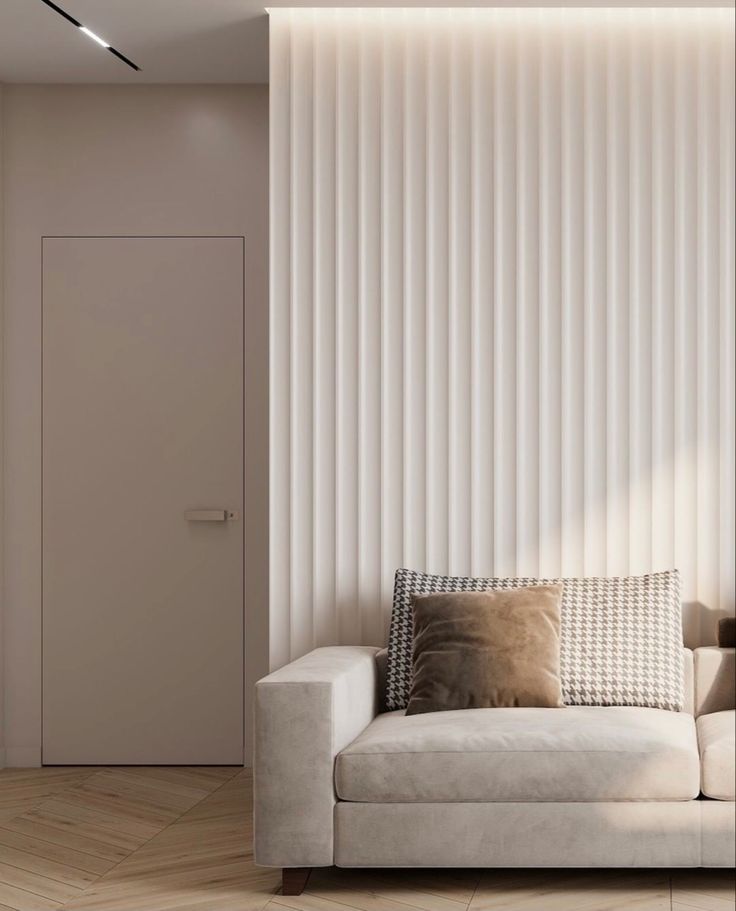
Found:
269,8 -> 735,666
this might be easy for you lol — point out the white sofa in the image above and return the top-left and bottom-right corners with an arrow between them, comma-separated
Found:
254,644 -> 735,895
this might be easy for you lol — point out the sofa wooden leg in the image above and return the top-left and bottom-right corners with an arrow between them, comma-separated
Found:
282,867 -> 311,895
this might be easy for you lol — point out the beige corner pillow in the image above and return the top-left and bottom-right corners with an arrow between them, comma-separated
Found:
406,584 -> 565,715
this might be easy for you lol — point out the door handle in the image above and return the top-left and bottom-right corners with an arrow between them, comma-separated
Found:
184,509 -> 240,522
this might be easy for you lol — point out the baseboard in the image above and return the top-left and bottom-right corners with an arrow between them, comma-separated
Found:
4,746 -> 42,767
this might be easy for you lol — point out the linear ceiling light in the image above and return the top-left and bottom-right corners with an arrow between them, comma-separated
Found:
39,0 -> 140,71
78,26 -> 110,49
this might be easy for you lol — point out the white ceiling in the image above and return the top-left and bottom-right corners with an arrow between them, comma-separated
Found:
0,0 -> 731,84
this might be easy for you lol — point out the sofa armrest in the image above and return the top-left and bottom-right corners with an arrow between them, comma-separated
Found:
682,648 -> 694,715
694,647 -> 736,716
254,646 -> 380,867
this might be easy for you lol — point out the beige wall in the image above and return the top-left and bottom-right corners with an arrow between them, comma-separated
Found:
0,84 -> 269,766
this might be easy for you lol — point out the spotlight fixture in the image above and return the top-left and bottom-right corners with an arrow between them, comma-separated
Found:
39,0 -> 140,71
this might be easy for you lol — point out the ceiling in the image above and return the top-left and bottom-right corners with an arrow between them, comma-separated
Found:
0,0 -> 269,83
0,0 -> 731,84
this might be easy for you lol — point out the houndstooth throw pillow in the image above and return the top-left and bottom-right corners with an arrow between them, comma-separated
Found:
386,568 -> 684,712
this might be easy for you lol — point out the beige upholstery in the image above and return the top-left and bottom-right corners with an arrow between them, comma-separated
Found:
254,646 -> 379,867
336,706 -> 700,802
335,802 -> 702,867
694,647 -> 736,716
701,800 -> 736,867
697,710 -> 736,800
683,647 -> 694,715
254,645 -> 734,870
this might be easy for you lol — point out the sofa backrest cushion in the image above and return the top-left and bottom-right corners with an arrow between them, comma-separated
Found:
378,646 -> 694,714
695,647 -> 736,716
386,568 -> 684,713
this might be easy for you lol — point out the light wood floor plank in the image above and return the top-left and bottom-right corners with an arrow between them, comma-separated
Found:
102,770 -> 212,802
271,893 -> 376,911
0,862 -> 81,904
1,767 -> 734,911
77,772 -> 205,813
0,848 -> 96,890
0,880 -> 61,911
0,808 -> 45,829
305,869 -> 471,911
63,784 -> 180,826
290,882 -> 465,911
0,771 -> 98,787
674,901 -> 736,911
3,819 -> 132,864
114,766 -> 238,791
0,772 -> 106,836
57,770 -> 279,911
37,800 -> 160,842
20,810 -> 146,854
670,892 -> 736,911
0,784 -> 85,808
671,870 -> 736,904
471,870 -> 672,911
357,869 -> 479,904
0,830 -> 115,876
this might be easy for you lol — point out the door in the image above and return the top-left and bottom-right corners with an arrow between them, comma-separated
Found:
42,236 -> 244,764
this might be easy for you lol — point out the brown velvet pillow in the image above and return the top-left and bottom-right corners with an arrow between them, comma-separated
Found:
406,584 -> 565,715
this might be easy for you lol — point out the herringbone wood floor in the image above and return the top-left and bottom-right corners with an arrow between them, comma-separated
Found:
0,767 -> 732,911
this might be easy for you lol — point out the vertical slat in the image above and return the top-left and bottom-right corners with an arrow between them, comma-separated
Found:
605,16 -> 630,577
448,15 -> 472,576
335,22 -> 360,643
492,16 -> 517,577
269,14 -> 292,669
605,21 -> 629,576
560,24 -> 584,578
312,15 -> 337,647
470,14 -> 494,577
380,19 -> 405,635
582,13 -> 608,577
651,14 -> 675,574
674,23 -> 699,645
628,22 -> 653,577
425,14 -> 450,573
356,20 -> 383,645
289,17 -> 315,659
538,17 -> 562,579
720,25 -> 736,622
696,23 -> 721,639
358,20 -> 383,645
516,14 -> 540,577
404,12 -> 428,572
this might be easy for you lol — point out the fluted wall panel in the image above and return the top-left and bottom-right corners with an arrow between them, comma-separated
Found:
269,8 -> 736,667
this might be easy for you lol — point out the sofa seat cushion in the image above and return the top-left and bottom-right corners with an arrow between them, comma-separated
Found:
697,710 -> 735,800
336,707 -> 700,802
